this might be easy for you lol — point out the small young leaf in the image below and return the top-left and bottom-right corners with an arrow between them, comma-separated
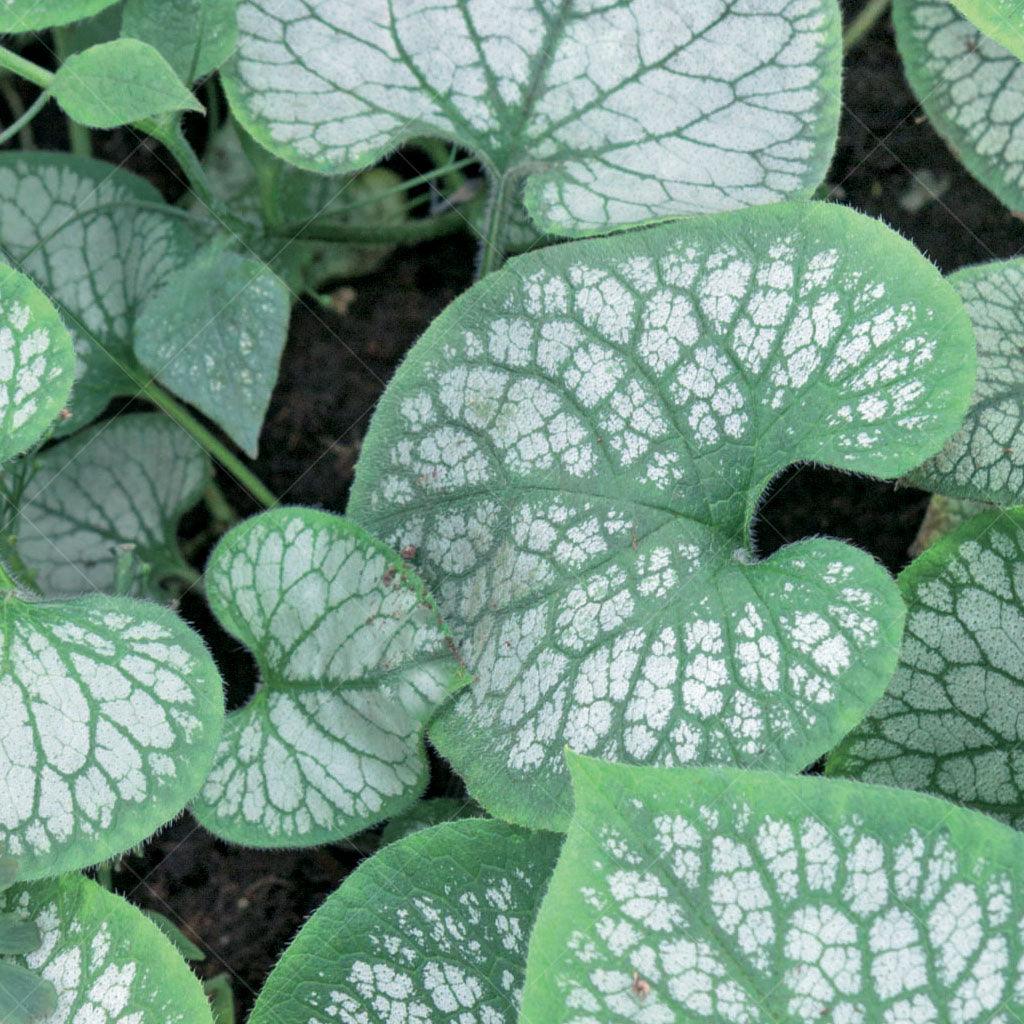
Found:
910,493 -> 992,555
121,0 -> 238,82
0,0 -> 119,32
520,754 -> 1024,1021
951,0 -> 1024,60
248,819 -> 560,1024
190,508 -> 468,847
349,201 -> 976,829
0,961 -> 56,1023
1,873 -> 213,1024
0,262 -> 75,464
895,0 -> 1024,212
0,152 -> 196,434
909,259 -> 1024,504
52,39 -> 204,130
224,0 -> 842,236
829,508 -> 1024,826
204,974 -> 234,1024
9,413 -> 209,598
1,595 -> 224,880
378,796 -> 485,847
140,910 -> 205,962
134,248 -> 291,457
0,916 -> 39,956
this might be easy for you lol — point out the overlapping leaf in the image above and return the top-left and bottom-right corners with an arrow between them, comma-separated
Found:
224,0 -> 842,236
910,259 -> 1024,504
0,152 -> 196,433
8,413 -> 208,598
521,755 -> 1024,1021
0,873 -> 213,1024
895,0 -> 1024,212
830,508 -> 1024,828
378,796 -> 485,846
190,508 -> 468,847
121,0 -> 238,82
248,819 -> 560,1024
349,202 -> 976,829
951,0 -> 1024,60
0,0 -> 119,32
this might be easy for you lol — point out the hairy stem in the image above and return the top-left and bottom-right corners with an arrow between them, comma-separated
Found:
0,45 -> 51,90
476,171 -> 515,278
0,84 -> 47,148
274,202 -> 477,246
843,0 -> 893,53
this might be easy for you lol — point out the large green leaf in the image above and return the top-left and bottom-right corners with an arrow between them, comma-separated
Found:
134,247 -> 291,457
521,754 -> 1024,1021
51,39 -> 203,130
9,413 -> 209,598
951,0 -> 1024,60
829,508 -> 1024,828
224,0 -> 842,237
248,819 -> 560,1024
0,263 -> 74,463
909,259 -> 1024,504
349,202 -> 976,830
0,0 -> 119,32
0,152 -> 197,434
121,0 -> 238,82
190,507 -> 468,847
1,873 -> 213,1024
894,0 -> 1024,212
1,594 -> 224,879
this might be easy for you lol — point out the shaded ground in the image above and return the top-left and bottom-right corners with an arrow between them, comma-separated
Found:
40,0 -> 1024,1013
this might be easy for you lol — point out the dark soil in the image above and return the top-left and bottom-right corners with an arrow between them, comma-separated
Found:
25,0 -> 1023,1014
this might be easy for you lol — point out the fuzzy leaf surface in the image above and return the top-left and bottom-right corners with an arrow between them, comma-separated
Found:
0,153 -> 196,434
378,796 -> 485,846
9,413 -> 208,598
52,39 -> 203,129
910,259 -> 1024,504
895,0 -> 1024,212
349,202 -> 975,829
521,755 -> 1024,1022
248,819 -> 560,1024
0,0 -> 119,31
951,0 -> 1024,59
829,508 -> 1024,827
224,0 -> 842,236
190,508 -> 467,847
0,873 -> 213,1024
121,0 -> 238,82
0,595 -> 224,879
135,248 -> 291,457
0,263 -> 74,464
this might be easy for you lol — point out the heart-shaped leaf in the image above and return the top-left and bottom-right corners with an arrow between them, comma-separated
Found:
121,0 -> 238,82
0,0 -> 119,32
895,0 -> 1024,212
8,412 -> 209,599
951,0 -> 1024,60
0,263 -> 75,463
0,152 -> 196,434
909,259 -> 1024,504
190,507 -> 468,847
829,507 -> 1024,827
2,594 -> 225,879
521,754 -> 1024,1021
349,201 -> 976,830
224,0 -> 842,237
248,819 -> 560,1024
134,247 -> 291,457
1,873 -> 213,1024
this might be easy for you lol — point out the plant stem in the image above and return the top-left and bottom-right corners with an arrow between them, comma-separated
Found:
0,81 -> 46,148
275,202 -> 477,246
476,171 -> 515,278
843,0 -> 892,53
0,44 -> 52,90
52,27 -> 92,157
203,480 -> 239,528
131,374 -> 277,509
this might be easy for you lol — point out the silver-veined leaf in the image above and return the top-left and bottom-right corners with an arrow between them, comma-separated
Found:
909,259 -> 1024,504
0,0 -> 119,32
830,508 -> 1024,828
8,413 -> 209,599
190,507 -> 468,847
348,201 -> 976,830
134,247 -> 291,457
248,819 -> 560,1024
521,754 -> 1024,1021
1,595 -> 224,880
224,0 -> 842,236
894,0 -> 1024,212
0,152 -> 196,435
0,873 -> 213,1024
